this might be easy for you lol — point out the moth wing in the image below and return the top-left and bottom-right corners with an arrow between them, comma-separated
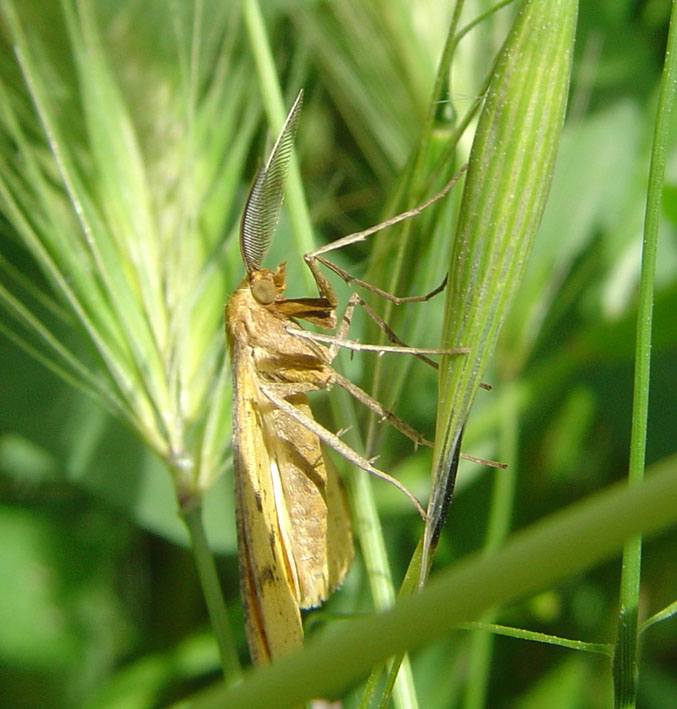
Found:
325,455 -> 353,593
232,346 -> 303,663
271,393 -> 353,609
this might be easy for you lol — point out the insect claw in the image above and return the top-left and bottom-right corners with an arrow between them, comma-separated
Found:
335,425 -> 353,439
460,453 -> 508,469
350,339 -> 360,361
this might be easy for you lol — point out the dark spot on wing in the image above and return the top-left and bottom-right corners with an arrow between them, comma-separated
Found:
259,565 -> 276,585
254,490 -> 263,513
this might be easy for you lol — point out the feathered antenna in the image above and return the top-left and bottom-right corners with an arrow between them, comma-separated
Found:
240,90 -> 304,272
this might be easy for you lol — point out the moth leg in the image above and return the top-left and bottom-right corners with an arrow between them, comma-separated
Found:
260,372 -> 428,450
460,452 -> 507,469
277,331 -> 502,469
259,383 -> 427,520
303,166 -> 467,302
262,366 -> 432,451
284,324 -> 468,362
349,292 -> 444,369
305,167 -> 466,265
267,376 -> 505,470
294,292 -> 467,369
318,261 -> 449,306
331,294 -> 492,389
333,370 -> 506,469
331,370 -> 431,449
260,381 -> 320,397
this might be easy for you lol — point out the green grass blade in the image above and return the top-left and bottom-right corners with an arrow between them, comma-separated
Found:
426,0 -> 578,573
612,1 -> 677,707
188,459 -> 677,708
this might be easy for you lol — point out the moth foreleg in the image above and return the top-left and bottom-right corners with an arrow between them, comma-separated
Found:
303,166 -> 467,269
302,167 -> 466,310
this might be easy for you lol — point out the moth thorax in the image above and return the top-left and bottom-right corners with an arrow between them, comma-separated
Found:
251,273 -> 277,305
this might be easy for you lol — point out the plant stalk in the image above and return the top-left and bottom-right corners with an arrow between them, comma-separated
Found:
182,501 -> 241,683
613,1 -> 677,706
463,382 -> 518,709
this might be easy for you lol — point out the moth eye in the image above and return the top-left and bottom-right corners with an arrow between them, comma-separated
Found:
252,279 -> 276,305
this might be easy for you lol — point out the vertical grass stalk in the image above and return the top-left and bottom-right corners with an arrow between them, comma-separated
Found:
462,383 -> 519,709
612,2 -> 677,706
181,502 -> 242,682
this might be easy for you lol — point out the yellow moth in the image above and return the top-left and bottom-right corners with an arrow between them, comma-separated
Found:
226,90 -> 467,664
226,90 -> 354,664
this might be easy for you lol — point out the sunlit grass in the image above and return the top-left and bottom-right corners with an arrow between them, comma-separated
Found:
1,0 -> 676,707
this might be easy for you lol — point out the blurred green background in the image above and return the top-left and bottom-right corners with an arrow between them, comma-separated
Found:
1,1 -> 676,707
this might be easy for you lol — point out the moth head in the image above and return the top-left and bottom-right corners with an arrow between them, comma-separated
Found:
250,264 -> 286,305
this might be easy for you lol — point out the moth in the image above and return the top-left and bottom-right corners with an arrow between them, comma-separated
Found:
226,90 -> 465,664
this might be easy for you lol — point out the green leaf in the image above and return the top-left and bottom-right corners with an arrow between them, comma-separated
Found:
427,0 -> 578,567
